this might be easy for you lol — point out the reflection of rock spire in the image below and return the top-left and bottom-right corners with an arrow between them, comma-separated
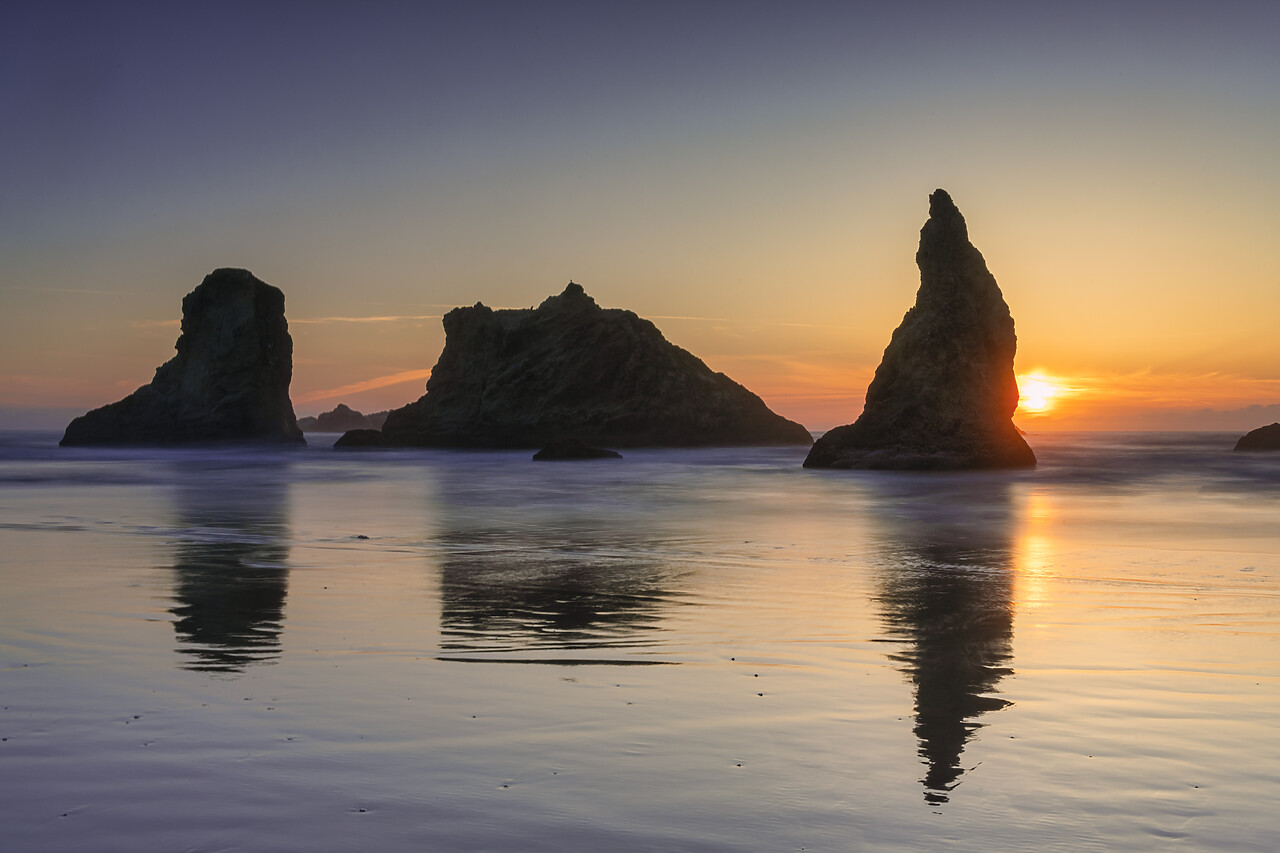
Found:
169,469 -> 291,672
870,480 -> 1016,804
877,550 -> 1013,803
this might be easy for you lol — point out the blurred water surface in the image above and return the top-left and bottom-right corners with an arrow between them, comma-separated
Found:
2,430 -> 1278,851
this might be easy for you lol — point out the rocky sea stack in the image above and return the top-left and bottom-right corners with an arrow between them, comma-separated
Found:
299,403 -> 377,433
61,268 -> 305,446
804,190 -> 1035,470
376,283 -> 811,448
1234,423 -> 1280,451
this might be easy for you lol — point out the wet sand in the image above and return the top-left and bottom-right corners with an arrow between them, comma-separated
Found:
2,431 -> 1278,851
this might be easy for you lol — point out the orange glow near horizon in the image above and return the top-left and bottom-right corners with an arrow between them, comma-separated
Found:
1016,372 -> 1070,417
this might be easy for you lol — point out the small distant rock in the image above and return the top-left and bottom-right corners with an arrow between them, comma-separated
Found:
334,428 -> 392,449
300,405 -> 387,433
60,268 -> 305,446
533,439 -> 623,461
311,403 -> 374,433
1234,423 -> 1280,451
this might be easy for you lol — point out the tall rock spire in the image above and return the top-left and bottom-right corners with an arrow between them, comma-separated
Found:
804,190 -> 1035,469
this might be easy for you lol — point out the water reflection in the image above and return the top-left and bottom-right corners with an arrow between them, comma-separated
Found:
436,529 -> 678,661
168,466 -> 291,672
429,463 -> 682,662
868,476 -> 1017,805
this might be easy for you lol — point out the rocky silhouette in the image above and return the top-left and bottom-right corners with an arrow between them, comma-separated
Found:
373,282 -> 812,448
533,439 -> 623,461
805,190 -> 1035,469
301,403 -> 374,433
333,428 -> 392,449
1234,423 -> 1280,451
61,268 -> 304,446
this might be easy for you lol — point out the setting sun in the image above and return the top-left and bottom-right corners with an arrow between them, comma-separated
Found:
1017,374 -> 1062,415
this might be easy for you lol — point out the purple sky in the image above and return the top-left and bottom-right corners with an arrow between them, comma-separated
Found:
4,1 -> 1280,429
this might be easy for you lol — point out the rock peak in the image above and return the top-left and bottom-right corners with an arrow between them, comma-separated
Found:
921,187 -> 969,252
928,188 -> 957,216
537,280 -> 598,313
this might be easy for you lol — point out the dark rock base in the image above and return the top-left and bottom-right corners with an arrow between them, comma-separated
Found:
533,439 -> 623,461
1234,423 -> 1280,451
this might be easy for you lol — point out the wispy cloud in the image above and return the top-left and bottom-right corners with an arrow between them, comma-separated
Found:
291,314 -> 442,325
129,313 -> 444,330
648,315 -> 863,330
2,286 -> 118,296
295,369 -> 432,404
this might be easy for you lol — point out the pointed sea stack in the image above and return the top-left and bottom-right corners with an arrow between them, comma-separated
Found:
376,282 -> 812,448
61,268 -> 305,446
804,190 -> 1035,469
1234,423 -> 1280,451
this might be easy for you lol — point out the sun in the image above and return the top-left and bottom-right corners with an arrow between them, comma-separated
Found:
1017,374 -> 1062,415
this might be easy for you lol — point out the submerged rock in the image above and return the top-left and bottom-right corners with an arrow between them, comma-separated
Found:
379,282 -> 812,448
61,268 -> 305,446
1234,423 -> 1280,451
804,190 -> 1035,470
533,439 -> 623,461
333,428 -> 392,449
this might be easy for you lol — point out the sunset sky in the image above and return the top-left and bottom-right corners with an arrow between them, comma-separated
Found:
4,1 -> 1279,431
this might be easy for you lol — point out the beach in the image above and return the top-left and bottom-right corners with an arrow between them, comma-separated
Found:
2,430 -> 1278,851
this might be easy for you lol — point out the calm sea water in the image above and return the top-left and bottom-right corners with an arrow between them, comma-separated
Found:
2,430 -> 1278,852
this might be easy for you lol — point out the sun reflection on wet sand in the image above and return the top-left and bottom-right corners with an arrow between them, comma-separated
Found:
1014,491 -> 1056,613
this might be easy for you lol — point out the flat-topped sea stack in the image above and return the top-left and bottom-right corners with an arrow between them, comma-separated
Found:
375,283 -> 812,448
804,190 -> 1035,470
61,268 -> 305,446
1234,423 -> 1280,451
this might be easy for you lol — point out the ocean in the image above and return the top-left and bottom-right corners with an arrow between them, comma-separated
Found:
2,429 -> 1278,851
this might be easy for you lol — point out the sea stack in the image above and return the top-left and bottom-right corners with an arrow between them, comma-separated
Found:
804,190 -> 1035,470
60,268 -> 305,446
1234,423 -> 1280,451
375,282 -> 812,448
310,403 -> 374,433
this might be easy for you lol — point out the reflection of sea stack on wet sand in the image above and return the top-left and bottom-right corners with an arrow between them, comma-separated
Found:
169,474 -> 291,673
373,282 -> 813,448
60,268 -> 305,446
868,478 -> 1016,804
805,190 -> 1035,470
